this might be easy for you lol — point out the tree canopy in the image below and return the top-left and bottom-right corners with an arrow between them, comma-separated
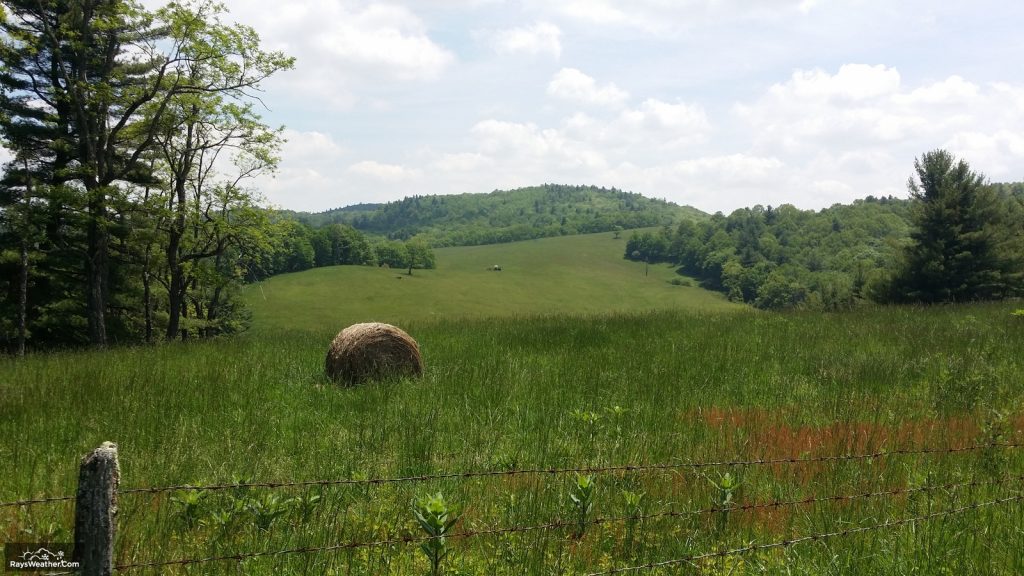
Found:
626,197 -> 914,310
289,184 -> 704,247
880,150 -> 1023,303
626,152 -> 1023,310
0,0 -> 294,349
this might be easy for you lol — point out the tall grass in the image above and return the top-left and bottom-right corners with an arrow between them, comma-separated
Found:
1,303 -> 1022,574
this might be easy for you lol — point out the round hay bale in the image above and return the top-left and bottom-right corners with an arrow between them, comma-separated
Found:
325,323 -> 423,385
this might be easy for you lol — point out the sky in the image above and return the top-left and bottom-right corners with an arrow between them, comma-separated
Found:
142,1 -> 1024,213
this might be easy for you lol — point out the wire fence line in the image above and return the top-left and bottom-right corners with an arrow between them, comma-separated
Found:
2,441 -> 1019,509
586,493 -> 1024,575
111,473 -> 1024,571
0,493 -> 76,508
118,442 -> 1022,497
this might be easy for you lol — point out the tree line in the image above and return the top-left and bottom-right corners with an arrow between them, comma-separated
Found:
627,151 -> 1023,309
0,0 -> 434,353
0,0 -> 295,352
264,220 -> 435,277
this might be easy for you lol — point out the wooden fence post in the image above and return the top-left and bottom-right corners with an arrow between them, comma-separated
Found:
73,442 -> 120,576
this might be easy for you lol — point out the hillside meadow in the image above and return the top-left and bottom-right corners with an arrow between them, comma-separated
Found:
1,233 -> 1022,574
244,230 -> 741,331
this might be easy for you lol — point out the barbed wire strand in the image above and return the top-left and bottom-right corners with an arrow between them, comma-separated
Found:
113,474 -> 1023,571
626,472 -> 1024,523
3,441 -> 1019,509
587,494 -> 1024,575
0,494 -> 77,508
115,441 -> 1021,497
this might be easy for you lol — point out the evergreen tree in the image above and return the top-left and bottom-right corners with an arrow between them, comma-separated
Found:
0,0 -> 292,350
898,150 -> 1022,302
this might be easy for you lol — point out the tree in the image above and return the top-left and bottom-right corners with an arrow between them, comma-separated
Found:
322,224 -> 373,266
1,0 -> 168,345
149,2 -> 291,340
0,0 -> 291,346
895,150 -> 1022,302
0,0 -> 292,347
0,159 -> 42,355
405,240 -> 435,276
374,240 -> 409,269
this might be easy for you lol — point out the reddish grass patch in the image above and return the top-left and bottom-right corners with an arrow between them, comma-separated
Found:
688,406 -> 1021,484
695,406 -> 989,458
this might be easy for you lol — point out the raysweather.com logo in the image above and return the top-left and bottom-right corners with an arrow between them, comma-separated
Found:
5,543 -> 79,572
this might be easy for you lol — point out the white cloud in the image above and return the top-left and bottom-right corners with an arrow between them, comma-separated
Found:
348,160 -> 420,182
540,0 -> 823,33
315,6 -> 453,82
620,99 -> 710,138
254,129 -> 349,211
943,130 -> 1024,174
593,154 -> 788,211
432,152 -> 493,172
366,64 -> 1024,213
894,75 -> 980,106
736,64 -> 980,153
201,1 -> 455,109
555,0 -> 632,26
797,0 -> 819,14
470,119 -> 606,169
547,68 -> 629,107
253,131 -> 428,210
488,21 -> 562,58
671,154 -> 784,182
561,99 -> 710,152
729,63 -> 1024,207
777,64 -> 902,101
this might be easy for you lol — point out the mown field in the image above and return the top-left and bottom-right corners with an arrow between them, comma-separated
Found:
243,230 -> 741,331
1,233 -> 1023,574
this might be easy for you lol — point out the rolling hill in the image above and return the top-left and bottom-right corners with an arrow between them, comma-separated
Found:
284,184 -> 706,247
244,229 -> 742,331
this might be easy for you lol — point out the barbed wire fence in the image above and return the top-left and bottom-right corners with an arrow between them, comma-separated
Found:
586,493 -> 1024,575
3,441 -> 1021,574
5,441 -> 1019,508
110,472 -> 1024,572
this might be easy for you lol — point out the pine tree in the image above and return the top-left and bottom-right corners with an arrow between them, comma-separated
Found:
899,149 -> 1021,302
1,0 -> 292,348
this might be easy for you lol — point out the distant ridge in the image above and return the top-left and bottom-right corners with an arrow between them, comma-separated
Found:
285,184 -> 706,247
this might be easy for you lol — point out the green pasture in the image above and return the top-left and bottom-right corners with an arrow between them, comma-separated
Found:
243,230 -> 741,331
2,301 -> 1023,574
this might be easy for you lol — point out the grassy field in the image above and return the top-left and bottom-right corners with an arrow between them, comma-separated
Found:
2,300 -> 1023,574
243,230 -> 741,331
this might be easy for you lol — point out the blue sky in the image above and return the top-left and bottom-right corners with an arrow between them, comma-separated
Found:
148,0 -> 1024,213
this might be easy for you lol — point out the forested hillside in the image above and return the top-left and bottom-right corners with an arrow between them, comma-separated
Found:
288,184 -> 705,246
628,182 -> 1024,310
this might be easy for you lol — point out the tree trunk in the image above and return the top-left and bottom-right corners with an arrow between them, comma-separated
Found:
205,252 -> 226,338
17,168 -> 32,357
179,288 -> 189,342
86,194 -> 109,347
165,183 -> 187,341
193,298 -> 204,338
142,260 -> 153,344
141,182 -> 155,344
17,240 -> 29,357
165,263 -> 184,340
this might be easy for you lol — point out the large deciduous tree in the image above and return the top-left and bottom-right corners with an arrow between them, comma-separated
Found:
148,1 -> 290,340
